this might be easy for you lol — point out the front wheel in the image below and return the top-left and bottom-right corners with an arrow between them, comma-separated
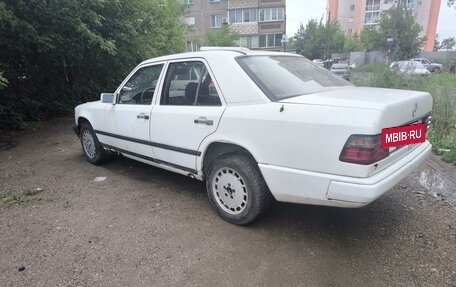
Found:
432,67 -> 441,73
80,122 -> 109,165
206,153 -> 272,225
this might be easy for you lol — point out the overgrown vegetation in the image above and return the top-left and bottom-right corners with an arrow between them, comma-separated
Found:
294,19 -> 345,59
0,0 -> 185,130
293,2 -> 425,60
0,192 -> 22,204
0,188 -> 44,205
352,65 -> 456,164
205,26 -> 240,47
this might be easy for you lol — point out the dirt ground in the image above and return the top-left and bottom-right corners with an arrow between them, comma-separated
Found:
1,118 -> 455,287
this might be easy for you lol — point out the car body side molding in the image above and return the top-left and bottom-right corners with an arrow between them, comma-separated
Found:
101,143 -> 198,174
94,130 -> 202,156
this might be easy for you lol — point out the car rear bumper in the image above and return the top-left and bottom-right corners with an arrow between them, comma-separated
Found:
258,141 -> 431,208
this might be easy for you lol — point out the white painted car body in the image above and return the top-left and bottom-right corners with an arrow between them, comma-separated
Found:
391,61 -> 431,75
74,50 -> 432,208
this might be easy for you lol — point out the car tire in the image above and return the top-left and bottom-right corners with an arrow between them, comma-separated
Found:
206,153 -> 272,225
432,67 -> 440,73
79,122 -> 109,165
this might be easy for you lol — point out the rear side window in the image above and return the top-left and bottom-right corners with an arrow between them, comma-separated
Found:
236,56 -> 352,101
160,61 -> 221,106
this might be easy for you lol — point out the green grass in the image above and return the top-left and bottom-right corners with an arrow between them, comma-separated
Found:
352,64 -> 456,164
22,189 -> 41,196
0,193 -> 22,205
0,188 -> 43,205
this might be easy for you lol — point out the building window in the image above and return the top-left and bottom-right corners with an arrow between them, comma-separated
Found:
209,0 -> 220,3
211,14 -> 221,28
228,9 -> 257,23
349,17 -> 354,23
259,34 -> 283,48
350,4 -> 355,11
259,7 -> 284,22
406,0 -> 416,9
365,0 -> 380,11
236,36 -> 259,48
184,16 -> 195,29
184,0 -> 194,4
364,11 -> 380,24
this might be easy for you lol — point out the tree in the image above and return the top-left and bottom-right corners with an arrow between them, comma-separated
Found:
205,26 -> 239,46
359,5 -> 425,59
433,34 -> 441,51
440,37 -> 456,50
360,27 -> 384,51
380,5 -> 425,59
343,36 -> 364,52
448,0 -> 455,8
0,0 -> 185,130
294,19 -> 345,59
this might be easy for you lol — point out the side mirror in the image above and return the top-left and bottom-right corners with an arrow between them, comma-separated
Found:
100,93 -> 114,104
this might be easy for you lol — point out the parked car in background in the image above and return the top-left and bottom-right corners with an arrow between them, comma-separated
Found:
73,48 -> 432,225
312,59 -> 324,67
330,63 -> 350,80
390,61 -> 431,75
412,58 -> 443,73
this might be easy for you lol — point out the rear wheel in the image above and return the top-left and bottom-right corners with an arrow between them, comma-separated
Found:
432,67 -> 440,73
80,122 -> 109,165
206,153 -> 272,225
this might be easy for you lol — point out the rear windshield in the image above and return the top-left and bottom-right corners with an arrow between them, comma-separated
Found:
236,55 -> 352,101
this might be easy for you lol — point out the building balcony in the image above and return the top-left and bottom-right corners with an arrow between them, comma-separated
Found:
258,0 -> 285,8
365,4 -> 380,12
229,22 -> 258,35
228,0 -> 259,9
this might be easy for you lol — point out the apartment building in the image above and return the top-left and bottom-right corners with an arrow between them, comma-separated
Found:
182,0 -> 286,51
327,0 -> 441,51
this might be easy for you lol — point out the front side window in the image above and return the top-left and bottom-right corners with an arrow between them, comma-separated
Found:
118,64 -> 164,105
161,61 -> 221,106
236,56 -> 352,101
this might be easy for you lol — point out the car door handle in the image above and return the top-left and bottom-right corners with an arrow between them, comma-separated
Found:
137,113 -> 149,120
194,117 -> 213,126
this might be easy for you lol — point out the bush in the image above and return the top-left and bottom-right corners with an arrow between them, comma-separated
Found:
0,0 -> 185,131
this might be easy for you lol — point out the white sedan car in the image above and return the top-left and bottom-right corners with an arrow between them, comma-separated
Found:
390,60 -> 431,75
73,49 -> 432,225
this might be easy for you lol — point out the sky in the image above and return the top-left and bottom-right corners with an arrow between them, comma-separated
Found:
286,0 -> 456,41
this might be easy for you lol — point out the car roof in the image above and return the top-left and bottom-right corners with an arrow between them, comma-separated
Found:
139,49 -> 301,66
135,49 -> 303,105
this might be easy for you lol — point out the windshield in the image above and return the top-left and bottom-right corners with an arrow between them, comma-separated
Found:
236,55 -> 352,101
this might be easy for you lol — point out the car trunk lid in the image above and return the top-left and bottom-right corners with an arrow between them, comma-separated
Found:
280,87 -> 432,129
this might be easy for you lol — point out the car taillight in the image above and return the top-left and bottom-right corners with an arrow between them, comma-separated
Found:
339,134 -> 389,165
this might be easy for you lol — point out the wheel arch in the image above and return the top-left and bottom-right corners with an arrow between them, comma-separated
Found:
201,141 -> 259,179
74,116 -> 91,134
